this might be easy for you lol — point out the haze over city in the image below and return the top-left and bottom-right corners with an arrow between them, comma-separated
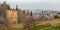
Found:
0,0 -> 60,11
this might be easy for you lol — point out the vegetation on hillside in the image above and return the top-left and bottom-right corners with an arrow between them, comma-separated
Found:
54,15 -> 59,19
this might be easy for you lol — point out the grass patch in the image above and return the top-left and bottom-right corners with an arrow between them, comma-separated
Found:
8,23 -> 24,28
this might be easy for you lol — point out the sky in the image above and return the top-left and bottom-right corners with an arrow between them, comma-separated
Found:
0,0 -> 60,11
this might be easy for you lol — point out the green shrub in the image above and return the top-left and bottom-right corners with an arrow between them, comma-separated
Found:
54,15 -> 59,19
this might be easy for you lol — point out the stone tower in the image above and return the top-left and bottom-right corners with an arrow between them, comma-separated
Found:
6,10 -> 18,23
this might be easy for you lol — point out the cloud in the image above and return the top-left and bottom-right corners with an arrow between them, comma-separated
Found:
0,0 -> 60,11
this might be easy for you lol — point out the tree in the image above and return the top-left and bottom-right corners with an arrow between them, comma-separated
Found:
0,16 -> 7,26
30,11 -> 32,16
23,16 -> 34,30
54,15 -> 58,19
22,11 -> 37,30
